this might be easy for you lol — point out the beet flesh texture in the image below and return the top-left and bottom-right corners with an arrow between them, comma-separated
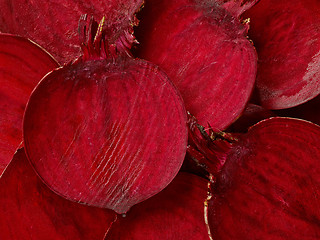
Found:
244,0 -> 320,109
23,58 -> 188,214
0,33 -> 58,175
106,172 -> 209,240
136,0 -> 257,130
208,117 -> 320,239
0,148 -> 116,240
0,0 -> 143,64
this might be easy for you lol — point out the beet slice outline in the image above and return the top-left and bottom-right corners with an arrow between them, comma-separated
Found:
0,148 -> 116,240
0,0 -> 143,64
0,33 -> 59,175
135,0 -> 257,130
23,17 -> 188,214
244,0 -> 320,109
207,117 -> 320,239
105,172 -> 209,240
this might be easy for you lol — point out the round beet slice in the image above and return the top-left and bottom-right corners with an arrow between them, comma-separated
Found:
208,117 -> 320,239
23,18 -> 187,214
244,0 -> 320,109
0,0 -> 143,64
135,0 -> 257,130
106,172 -> 209,240
0,148 -> 116,240
0,33 -> 58,175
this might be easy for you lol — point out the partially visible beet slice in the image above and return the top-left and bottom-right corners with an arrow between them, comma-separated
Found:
23,17 -> 187,214
135,0 -> 257,130
208,117 -> 320,239
0,148 -> 116,240
0,0 -> 143,63
106,173 -> 209,240
0,33 -> 58,175
244,0 -> 320,109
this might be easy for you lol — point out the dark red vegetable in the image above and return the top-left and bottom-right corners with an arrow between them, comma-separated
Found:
0,148 -> 116,240
0,33 -> 58,175
135,0 -> 257,130
244,0 -> 320,109
207,117 -> 320,239
23,17 -> 188,214
106,172 -> 209,240
0,0 -> 143,64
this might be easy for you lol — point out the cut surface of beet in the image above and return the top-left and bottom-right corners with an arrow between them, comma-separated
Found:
135,0 -> 257,130
244,0 -> 320,109
0,33 -> 58,175
106,173 -> 209,240
208,117 -> 320,239
0,148 -> 116,240
23,56 -> 187,214
0,0 -> 143,63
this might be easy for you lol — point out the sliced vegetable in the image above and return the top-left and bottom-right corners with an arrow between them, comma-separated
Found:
0,33 -> 58,175
208,117 -> 320,239
135,0 -> 257,130
0,148 -> 116,240
244,0 -> 320,109
0,0 -> 143,63
23,17 -> 188,214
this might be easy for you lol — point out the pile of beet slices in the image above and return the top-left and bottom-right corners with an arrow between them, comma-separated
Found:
2,0 -> 320,239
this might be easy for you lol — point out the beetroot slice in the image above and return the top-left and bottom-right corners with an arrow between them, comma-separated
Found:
135,0 -> 257,130
23,18 -> 188,214
0,148 -> 116,240
105,173 -> 209,240
0,0 -> 143,63
0,33 -> 58,175
208,117 -> 320,239
244,0 -> 320,109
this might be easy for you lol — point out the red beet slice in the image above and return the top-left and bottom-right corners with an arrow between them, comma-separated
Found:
244,0 -> 320,109
0,148 -> 116,240
106,172 -> 209,240
135,0 -> 257,129
0,33 -> 58,175
23,18 -> 188,214
0,0 -> 143,64
208,117 -> 320,239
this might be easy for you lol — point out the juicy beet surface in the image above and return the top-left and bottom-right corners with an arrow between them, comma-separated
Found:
208,117 -> 320,239
135,0 -> 257,130
0,148 -> 116,240
244,0 -> 320,109
106,173 -> 209,240
23,58 -> 188,214
0,33 -> 58,175
0,0 -> 143,64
